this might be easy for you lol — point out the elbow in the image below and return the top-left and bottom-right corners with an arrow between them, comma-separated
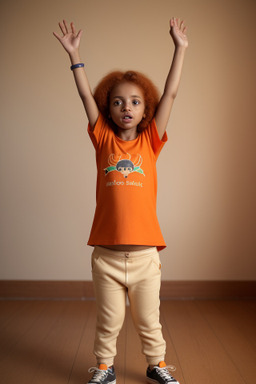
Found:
170,91 -> 177,100
168,87 -> 179,100
163,87 -> 178,101
79,91 -> 92,104
162,91 -> 177,103
79,91 -> 87,101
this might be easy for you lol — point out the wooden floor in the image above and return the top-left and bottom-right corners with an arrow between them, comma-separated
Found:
0,300 -> 255,384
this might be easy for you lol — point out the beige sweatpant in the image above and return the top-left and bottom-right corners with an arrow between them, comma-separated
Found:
91,246 -> 166,367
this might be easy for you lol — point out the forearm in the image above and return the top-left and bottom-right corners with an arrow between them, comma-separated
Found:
163,45 -> 187,99
69,50 -> 99,127
54,20 -> 99,127
69,50 -> 93,101
155,44 -> 187,138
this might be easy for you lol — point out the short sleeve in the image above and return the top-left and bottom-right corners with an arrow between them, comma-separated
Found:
146,119 -> 168,159
87,113 -> 106,150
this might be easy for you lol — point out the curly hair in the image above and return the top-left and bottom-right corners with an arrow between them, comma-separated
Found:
93,71 -> 159,131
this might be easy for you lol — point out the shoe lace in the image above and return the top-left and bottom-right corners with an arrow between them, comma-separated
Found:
156,365 -> 176,380
88,367 -> 107,382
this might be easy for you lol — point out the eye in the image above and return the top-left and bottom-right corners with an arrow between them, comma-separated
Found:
113,100 -> 122,106
133,99 -> 140,105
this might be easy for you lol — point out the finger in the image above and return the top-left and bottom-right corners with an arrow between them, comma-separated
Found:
63,19 -> 69,34
58,21 -> 66,36
53,31 -> 62,41
77,29 -> 83,39
183,26 -> 187,35
71,22 -> 76,35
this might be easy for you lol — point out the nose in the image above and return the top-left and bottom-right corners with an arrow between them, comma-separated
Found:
122,102 -> 131,111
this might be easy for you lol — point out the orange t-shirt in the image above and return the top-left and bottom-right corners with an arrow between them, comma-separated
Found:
87,113 -> 167,251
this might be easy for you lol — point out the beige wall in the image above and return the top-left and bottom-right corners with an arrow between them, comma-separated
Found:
0,0 -> 255,281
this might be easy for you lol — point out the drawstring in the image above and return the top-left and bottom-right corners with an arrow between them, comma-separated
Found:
124,253 -> 129,285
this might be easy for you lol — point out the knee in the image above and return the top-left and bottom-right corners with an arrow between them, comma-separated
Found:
97,305 -> 126,333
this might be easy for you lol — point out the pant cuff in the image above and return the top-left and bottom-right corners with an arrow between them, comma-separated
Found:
96,357 -> 114,367
146,356 -> 165,365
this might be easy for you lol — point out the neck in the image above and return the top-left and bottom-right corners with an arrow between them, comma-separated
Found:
116,127 -> 138,141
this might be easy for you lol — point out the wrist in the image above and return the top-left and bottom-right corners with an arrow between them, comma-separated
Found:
69,49 -> 82,64
70,63 -> 84,71
174,43 -> 188,51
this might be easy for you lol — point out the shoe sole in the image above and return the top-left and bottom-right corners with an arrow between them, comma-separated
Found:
147,378 -> 179,384
87,380 -> 116,384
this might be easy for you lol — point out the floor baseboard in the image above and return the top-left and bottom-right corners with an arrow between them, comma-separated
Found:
0,280 -> 255,300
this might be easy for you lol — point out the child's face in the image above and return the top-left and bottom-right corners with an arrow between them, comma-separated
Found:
109,82 -> 145,132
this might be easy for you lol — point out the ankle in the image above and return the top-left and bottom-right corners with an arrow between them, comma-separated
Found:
98,364 -> 113,369
148,361 -> 167,370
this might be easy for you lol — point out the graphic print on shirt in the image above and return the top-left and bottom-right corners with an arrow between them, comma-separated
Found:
104,153 -> 145,178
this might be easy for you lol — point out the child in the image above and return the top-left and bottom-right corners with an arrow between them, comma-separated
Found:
54,16 -> 188,384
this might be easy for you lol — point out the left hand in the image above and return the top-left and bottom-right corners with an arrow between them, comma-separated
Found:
53,20 -> 83,55
170,18 -> 188,48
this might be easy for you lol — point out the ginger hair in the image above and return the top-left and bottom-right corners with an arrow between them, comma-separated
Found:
93,71 -> 159,131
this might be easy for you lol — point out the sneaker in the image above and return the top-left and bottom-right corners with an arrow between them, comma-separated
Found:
87,364 -> 116,384
146,361 -> 180,384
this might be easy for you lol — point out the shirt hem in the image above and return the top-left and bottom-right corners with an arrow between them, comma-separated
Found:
87,241 -> 166,251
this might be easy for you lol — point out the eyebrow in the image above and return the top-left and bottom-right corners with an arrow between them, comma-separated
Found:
112,95 -> 142,99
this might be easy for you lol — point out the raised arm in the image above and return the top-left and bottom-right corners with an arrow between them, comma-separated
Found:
53,20 -> 99,128
155,18 -> 188,139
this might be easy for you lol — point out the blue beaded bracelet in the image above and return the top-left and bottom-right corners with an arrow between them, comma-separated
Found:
70,63 -> 84,70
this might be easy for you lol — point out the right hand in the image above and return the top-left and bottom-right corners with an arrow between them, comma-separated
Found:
169,18 -> 188,49
53,20 -> 83,55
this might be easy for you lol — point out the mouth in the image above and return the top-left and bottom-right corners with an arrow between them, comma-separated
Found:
122,114 -> 133,121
